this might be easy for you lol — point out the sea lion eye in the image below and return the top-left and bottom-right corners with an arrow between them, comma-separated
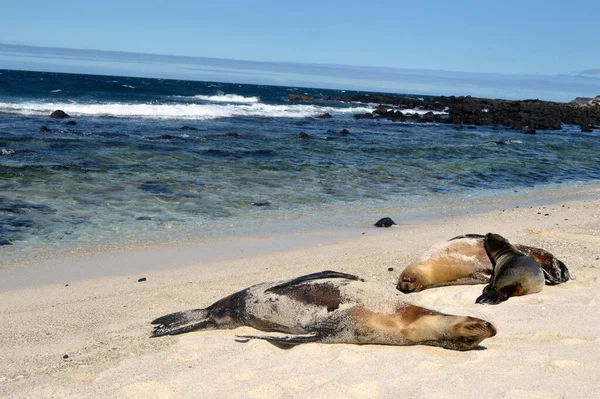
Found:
463,338 -> 475,345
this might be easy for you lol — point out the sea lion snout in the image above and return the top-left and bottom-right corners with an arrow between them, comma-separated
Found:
397,275 -> 419,293
482,321 -> 497,337
448,317 -> 497,350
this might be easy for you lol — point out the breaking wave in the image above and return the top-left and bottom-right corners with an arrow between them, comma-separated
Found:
191,93 -> 260,103
0,101 -> 373,120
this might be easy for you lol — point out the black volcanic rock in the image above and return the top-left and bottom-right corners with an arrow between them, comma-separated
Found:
288,94 -> 318,102
581,125 -> 594,132
338,94 -> 600,131
374,217 -> 397,228
422,112 -> 436,122
354,113 -> 374,120
50,110 -> 70,118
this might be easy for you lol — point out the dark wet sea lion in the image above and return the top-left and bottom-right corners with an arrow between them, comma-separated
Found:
476,233 -> 545,304
152,270 -> 496,351
397,234 -> 569,293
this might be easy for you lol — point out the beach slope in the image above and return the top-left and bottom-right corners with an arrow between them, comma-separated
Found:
1,193 -> 599,398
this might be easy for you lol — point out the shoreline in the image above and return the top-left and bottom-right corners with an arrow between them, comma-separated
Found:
1,184 -> 599,398
2,180 -> 599,291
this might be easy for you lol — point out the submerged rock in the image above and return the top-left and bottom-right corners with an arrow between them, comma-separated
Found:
288,94 -> 318,102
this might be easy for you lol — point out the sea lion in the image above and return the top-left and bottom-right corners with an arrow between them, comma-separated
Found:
476,233 -> 545,304
152,270 -> 496,351
397,234 -> 569,293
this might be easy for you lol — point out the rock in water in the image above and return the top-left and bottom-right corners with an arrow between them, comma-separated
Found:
50,110 -> 70,118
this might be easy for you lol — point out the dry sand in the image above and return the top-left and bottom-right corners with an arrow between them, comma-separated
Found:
1,186 -> 599,398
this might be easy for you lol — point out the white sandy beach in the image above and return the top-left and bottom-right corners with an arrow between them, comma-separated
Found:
1,186 -> 599,398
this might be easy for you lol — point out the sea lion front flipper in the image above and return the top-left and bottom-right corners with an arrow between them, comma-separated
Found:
475,285 -> 509,305
235,334 -> 323,349
265,270 -> 363,293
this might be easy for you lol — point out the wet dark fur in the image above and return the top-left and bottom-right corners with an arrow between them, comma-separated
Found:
449,234 -> 570,284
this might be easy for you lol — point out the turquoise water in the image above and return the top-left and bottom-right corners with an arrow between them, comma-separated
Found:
1,69 -> 600,265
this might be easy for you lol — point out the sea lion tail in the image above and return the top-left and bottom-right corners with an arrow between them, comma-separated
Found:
542,258 -> 571,285
151,308 -> 212,337
235,334 -> 322,349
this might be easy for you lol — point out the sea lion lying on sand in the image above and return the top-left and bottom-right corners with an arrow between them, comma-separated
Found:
152,270 -> 496,351
397,234 -> 569,293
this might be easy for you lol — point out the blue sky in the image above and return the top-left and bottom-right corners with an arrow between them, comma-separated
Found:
1,0 -> 599,100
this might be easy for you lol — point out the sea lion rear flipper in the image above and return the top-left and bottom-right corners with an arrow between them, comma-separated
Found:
151,308 -> 213,337
448,234 -> 485,241
541,259 -> 571,285
235,334 -> 322,349
514,245 -> 571,285
266,270 -> 363,293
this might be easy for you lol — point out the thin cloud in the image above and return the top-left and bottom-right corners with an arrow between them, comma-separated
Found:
577,68 -> 600,75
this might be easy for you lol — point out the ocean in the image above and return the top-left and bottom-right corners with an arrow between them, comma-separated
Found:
1,69 -> 600,266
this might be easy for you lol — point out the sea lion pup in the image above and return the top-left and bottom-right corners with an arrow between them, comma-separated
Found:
476,233 -> 545,305
152,270 -> 496,351
397,234 -> 569,293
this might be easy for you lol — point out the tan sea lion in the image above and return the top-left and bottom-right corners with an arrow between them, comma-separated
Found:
476,233 -> 545,304
397,234 -> 569,293
152,270 -> 496,351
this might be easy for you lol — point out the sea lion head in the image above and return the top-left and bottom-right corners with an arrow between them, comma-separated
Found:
483,232 -> 519,263
443,316 -> 497,350
396,265 -> 427,293
399,306 -> 497,350
407,315 -> 497,351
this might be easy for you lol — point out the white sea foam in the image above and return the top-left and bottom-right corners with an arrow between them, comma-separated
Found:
122,85 -> 136,89
0,101 -> 373,120
400,108 -> 447,115
51,89 -> 62,93
191,93 -> 260,103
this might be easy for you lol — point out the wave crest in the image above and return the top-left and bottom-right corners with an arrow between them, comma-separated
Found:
0,101 -> 373,120
191,93 -> 260,103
